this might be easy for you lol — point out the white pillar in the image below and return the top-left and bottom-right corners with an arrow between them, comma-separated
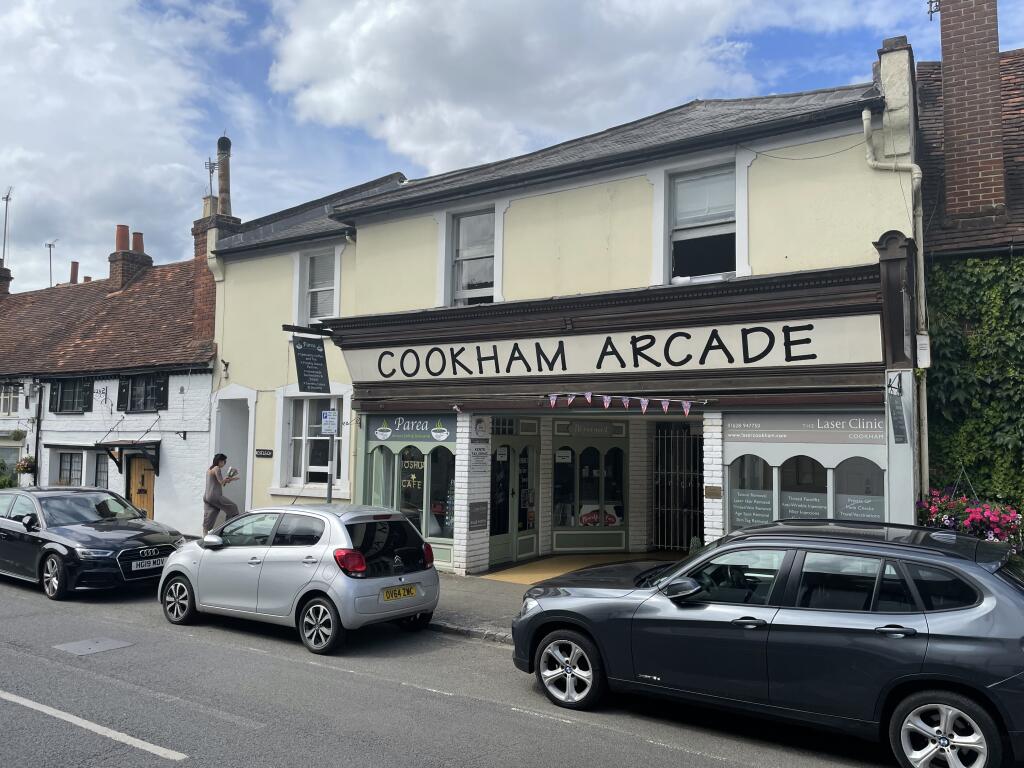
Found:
452,413 -> 491,575
702,412 -> 725,543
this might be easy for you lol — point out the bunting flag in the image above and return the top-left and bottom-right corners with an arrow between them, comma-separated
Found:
640,397 -> 650,415
621,396 -> 631,410
584,392 -> 593,404
682,400 -> 691,416
566,394 -> 576,406
549,394 -> 558,408
661,399 -> 670,414
602,395 -> 612,409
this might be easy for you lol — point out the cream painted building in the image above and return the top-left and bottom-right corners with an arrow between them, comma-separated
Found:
209,38 -> 925,574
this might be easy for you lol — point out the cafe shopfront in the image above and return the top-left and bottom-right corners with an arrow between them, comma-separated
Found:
329,257 -> 922,575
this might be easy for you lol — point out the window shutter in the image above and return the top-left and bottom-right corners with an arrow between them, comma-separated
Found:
117,378 -> 129,412
155,375 -> 169,411
82,379 -> 94,412
48,382 -> 59,413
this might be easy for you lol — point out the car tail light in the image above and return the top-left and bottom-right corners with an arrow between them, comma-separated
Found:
333,548 -> 367,577
423,542 -> 434,568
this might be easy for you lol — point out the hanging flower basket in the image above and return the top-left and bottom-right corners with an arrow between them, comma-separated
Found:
918,488 -> 1022,553
14,455 -> 36,475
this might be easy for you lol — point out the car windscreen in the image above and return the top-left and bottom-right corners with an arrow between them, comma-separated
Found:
38,493 -> 143,527
345,519 -> 426,577
644,537 -> 725,588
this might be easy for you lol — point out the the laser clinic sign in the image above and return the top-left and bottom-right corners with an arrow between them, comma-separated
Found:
345,315 -> 883,383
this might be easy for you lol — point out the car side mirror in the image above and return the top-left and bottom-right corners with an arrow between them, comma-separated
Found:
663,577 -> 702,601
202,534 -> 224,549
21,513 -> 39,532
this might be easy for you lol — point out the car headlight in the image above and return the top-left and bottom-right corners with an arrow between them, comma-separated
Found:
76,548 -> 114,559
520,597 -> 541,617
172,536 -> 186,550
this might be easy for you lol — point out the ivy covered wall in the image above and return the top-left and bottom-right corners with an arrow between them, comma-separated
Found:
926,253 -> 1024,504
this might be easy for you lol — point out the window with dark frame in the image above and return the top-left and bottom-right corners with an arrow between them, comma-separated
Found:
119,373 -> 168,413
451,210 -> 495,305
670,166 -> 736,282
58,453 -> 83,486
94,455 -> 108,489
49,379 -> 93,414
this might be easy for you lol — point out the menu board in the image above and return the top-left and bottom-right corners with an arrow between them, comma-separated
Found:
729,488 -> 774,529
835,493 -> 885,522
293,337 -> 330,393
780,492 -> 827,519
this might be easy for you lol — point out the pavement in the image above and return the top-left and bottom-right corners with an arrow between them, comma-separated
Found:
0,577 -> 890,768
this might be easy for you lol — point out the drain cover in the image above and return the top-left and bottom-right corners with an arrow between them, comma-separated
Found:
53,638 -> 134,656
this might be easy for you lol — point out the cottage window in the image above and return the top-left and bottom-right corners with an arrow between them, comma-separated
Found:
451,211 -> 495,305
670,167 -> 736,282
0,384 -> 19,416
118,374 -> 168,413
94,454 -> 109,489
288,397 -> 346,485
305,250 -> 336,322
58,452 -> 83,486
49,379 -> 93,414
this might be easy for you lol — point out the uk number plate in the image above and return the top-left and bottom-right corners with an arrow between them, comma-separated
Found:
382,585 -> 417,601
132,557 -> 166,571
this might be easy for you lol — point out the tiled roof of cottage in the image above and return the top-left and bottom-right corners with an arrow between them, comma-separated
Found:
918,49 -> 1024,254
329,82 -> 883,220
0,260 -> 215,378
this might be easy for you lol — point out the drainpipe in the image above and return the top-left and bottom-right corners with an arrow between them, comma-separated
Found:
862,108 -> 929,498
32,379 -> 42,486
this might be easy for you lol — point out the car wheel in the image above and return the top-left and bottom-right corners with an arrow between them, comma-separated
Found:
890,690 -> 1002,768
534,629 -> 605,710
298,597 -> 345,655
398,611 -> 433,632
41,554 -> 68,601
161,576 -> 198,625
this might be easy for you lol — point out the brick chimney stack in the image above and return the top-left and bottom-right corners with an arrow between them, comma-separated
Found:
108,223 -> 152,290
70,261 -> 79,284
0,264 -> 11,296
939,0 -> 1006,217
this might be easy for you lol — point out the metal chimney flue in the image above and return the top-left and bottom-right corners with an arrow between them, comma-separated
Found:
217,135 -> 232,216
70,261 -> 79,284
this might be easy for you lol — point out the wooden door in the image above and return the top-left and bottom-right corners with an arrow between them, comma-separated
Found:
129,457 -> 156,519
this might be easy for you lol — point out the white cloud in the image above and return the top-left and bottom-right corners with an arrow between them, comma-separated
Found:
266,0 -> 947,176
0,0 -> 243,292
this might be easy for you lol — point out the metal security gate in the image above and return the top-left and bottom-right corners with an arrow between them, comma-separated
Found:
652,422 -> 703,550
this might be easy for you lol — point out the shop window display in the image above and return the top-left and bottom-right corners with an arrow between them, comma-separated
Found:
780,455 -> 827,519
834,457 -> 885,522
729,454 -> 774,529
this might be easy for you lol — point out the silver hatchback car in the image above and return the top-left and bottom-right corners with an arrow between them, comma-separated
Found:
157,504 -> 440,653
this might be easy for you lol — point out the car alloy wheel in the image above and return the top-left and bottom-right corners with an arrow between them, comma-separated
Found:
900,703 -> 989,768
540,639 -> 594,705
41,555 -> 67,600
299,598 -> 343,654
164,581 -> 190,621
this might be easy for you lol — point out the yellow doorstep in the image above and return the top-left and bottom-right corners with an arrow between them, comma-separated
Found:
481,552 -> 679,586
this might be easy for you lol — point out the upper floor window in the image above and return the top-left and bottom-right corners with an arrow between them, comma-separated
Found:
670,167 -> 736,282
305,250 -> 336,322
0,384 -> 19,416
117,373 -> 168,413
49,379 -> 93,414
452,211 -> 494,306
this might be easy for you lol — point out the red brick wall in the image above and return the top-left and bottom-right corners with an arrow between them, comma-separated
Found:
940,0 -> 1006,216
191,214 -> 240,344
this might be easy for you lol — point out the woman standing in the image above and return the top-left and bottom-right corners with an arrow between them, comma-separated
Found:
203,453 -> 240,535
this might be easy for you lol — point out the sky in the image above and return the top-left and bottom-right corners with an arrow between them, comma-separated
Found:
1,0 -> 1022,293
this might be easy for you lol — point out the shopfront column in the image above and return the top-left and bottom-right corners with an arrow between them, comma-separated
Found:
537,417 -> 553,557
702,412 -> 725,543
452,413 -> 491,575
628,420 -> 653,553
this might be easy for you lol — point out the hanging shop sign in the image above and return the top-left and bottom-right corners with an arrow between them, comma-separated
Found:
367,414 -> 457,445
724,413 -> 885,445
293,337 -> 330,393
344,315 -> 882,383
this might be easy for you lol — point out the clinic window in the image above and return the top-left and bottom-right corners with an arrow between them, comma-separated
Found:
780,455 -> 827,519
834,458 -> 885,523
728,454 -> 774,530
670,167 -> 736,282
451,211 -> 495,306
364,445 -> 454,541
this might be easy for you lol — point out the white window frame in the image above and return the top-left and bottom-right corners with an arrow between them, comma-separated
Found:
434,200 -> 507,307
293,244 -> 343,326
0,384 -> 18,416
668,165 -> 738,284
270,382 -> 353,499
450,209 -> 496,306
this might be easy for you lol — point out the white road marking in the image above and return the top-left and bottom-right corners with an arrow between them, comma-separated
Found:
646,738 -> 733,763
510,706 -> 576,724
0,688 -> 188,762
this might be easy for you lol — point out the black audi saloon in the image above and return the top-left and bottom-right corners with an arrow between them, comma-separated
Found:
512,520 -> 1024,768
0,487 -> 185,599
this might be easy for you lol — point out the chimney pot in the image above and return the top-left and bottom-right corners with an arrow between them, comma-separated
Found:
115,224 -> 130,252
83,276 -> 92,283
70,261 -> 79,284
131,231 -> 145,253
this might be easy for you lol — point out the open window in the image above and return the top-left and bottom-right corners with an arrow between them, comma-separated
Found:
670,167 -> 736,283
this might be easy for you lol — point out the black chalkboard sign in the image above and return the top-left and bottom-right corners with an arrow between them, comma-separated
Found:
293,337 -> 330,393
887,392 -> 908,445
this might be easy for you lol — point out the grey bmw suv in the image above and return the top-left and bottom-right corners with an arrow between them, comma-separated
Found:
158,504 -> 439,653
512,520 -> 1024,768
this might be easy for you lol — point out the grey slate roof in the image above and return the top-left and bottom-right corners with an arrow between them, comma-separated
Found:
216,172 -> 406,255
330,82 -> 882,220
